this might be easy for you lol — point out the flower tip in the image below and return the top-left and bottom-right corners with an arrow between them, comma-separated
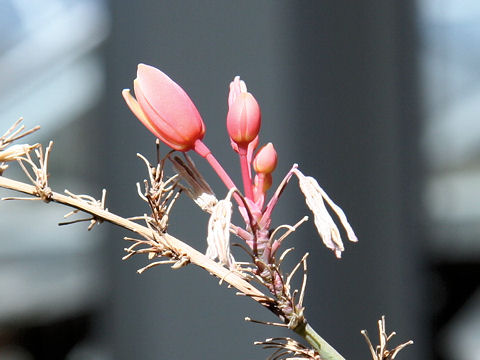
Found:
136,64 -> 157,82
137,63 -> 152,73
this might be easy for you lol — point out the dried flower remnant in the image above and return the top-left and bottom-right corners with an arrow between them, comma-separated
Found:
0,118 -> 40,175
206,188 -> 236,269
293,168 -> 358,258
59,189 -> 107,230
169,154 -> 217,212
255,337 -> 321,360
134,152 -> 181,233
361,316 -> 413,360
0,144 -> 39,163
123,232 -> 191,274
2,141 -> 54,202
0,118 -> 40,149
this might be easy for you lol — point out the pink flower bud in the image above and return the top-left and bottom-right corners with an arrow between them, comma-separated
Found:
122,64 -> 205,152
253,143 -> 277,174
226,77 -> 261,149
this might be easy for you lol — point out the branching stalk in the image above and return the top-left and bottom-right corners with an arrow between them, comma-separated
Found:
0,175 -> 346,360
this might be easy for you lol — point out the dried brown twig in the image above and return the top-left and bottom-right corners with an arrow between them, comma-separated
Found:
0,118 -> 40,175
134,150 -> 181,233
59,189 -> 107,230
361,316 -> 413,360
9,141 -> 53,201
255,337 -> 321,360
0,118 -> 40,148
1,172 -> 268,287
0,123 -> 341,359
0,149 -> 273,309
0,120 -> 413,360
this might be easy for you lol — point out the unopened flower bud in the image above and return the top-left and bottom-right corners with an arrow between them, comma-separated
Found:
226,77 -> 261,149
123,64 -> 205,152
253,143 -> 277,174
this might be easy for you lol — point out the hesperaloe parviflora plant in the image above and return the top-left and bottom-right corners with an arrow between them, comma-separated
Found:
0,64 -> 413,360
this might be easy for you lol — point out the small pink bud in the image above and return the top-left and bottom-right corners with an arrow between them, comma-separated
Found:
122,64 -> 205,152
253,143 -> 277,174
226,77 -> 261,149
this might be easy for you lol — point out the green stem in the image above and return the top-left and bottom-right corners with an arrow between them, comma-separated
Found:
294,322 -> 346,360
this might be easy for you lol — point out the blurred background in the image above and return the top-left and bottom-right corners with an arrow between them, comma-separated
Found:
0,0 -> 479,359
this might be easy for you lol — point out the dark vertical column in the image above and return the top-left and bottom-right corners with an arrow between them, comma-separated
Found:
290,1 -> 426,358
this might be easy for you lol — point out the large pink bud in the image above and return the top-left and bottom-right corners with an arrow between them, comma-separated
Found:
122,64 -> 205,151
226,76 -> 261,149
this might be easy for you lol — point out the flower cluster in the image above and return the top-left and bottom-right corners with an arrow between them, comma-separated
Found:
123,65 -> 358,330
123,64 -> 357,265
0,64 -> 413,360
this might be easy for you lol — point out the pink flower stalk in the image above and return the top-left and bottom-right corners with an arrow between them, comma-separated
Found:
122,64 -> 205,152
226,76 -> 261,201
253,172 -> 272,206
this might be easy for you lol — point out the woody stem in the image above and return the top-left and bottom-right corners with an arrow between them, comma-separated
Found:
0,175 -> 346,360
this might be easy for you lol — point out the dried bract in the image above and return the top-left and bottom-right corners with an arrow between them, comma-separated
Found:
12,142 -> 53,201
206,188 -> 236,269
123,232 -> 190,274
361,316 -> 413,360
0,118 -> 40,149
0,144 -> 39,162
60,189 -> 107,230
170,154 -> 217,212
293,168 -> 357,258
255,337 -> 321,360
0,118 -> 40,175
136,152 -> 181,232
